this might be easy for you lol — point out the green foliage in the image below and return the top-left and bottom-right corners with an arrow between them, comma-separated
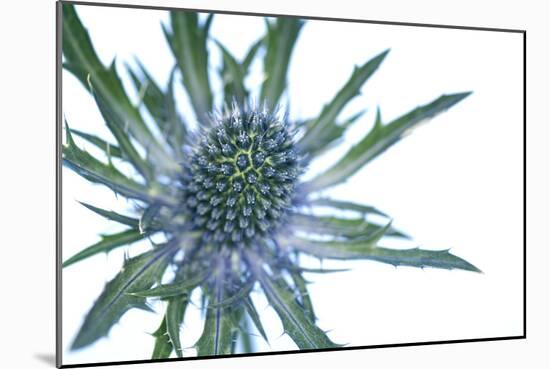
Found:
63,124 -> 176,206
62,5 -> 176,174
306,93 -> 471,191
89,78 -> 154,181
78,201 -> 140,228
292,213 -> 408,239
260,17 -> 304,109
128,269 -> 209,298
69,128 -> 123,159
242,297 -> 268,342
216,42 -> 247,107
62,3 -> 479,360
216,38 -> 263,108
70,245 -> 174,350
151,318 -> 173,359
288,224 -> 479,271
195,276 -> 238,356
63,229 -> 147,268
309,197 -> 388,217
166,297 -> 189,357
255,265 -> 339,350
163,11 -> 213,123
127,62 -> 187,159
299,49 -> 389,154
289,270 -> 316,322
139,204 -> 162,234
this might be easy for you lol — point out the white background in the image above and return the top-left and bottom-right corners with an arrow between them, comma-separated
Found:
2,1 -> 547,369
61,4 -> 523,365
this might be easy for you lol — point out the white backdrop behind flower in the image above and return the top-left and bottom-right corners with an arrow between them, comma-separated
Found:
62,5 -> 523,365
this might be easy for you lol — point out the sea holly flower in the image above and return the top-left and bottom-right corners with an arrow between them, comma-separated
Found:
61,4 -> 480,359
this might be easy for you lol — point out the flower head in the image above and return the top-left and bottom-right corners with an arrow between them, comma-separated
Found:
181,105 -> 302,248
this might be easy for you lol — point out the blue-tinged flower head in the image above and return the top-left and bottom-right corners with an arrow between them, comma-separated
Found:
181,104 -> 303,248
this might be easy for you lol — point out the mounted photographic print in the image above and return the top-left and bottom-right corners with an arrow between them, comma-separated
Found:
56,1 -> 525,367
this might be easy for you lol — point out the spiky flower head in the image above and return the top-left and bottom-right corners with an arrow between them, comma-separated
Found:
181,106 -> 301,248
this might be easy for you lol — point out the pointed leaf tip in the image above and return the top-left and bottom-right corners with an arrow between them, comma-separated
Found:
166,297 -> 189,358
62,228 -> 147,268
256,268 -> 338,350
299,48 -> 389,155
70,245 -> 173,350
151,318 -> 173,359
77,201 -> 140,228
306,91 -> 472,192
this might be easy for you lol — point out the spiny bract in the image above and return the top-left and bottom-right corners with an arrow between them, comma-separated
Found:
61,3 -> 480,360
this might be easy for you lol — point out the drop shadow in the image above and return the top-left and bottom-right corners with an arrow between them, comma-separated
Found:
34,353 -> 56,366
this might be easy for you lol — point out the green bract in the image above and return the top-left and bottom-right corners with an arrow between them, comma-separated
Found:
62,4 -> 480,359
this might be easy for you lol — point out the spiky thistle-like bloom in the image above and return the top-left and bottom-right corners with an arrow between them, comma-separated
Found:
181,106 -> 303,248
61,4 -> 480,360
